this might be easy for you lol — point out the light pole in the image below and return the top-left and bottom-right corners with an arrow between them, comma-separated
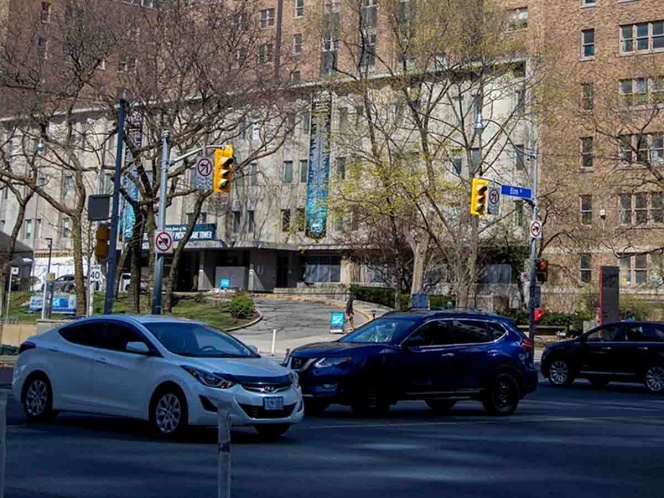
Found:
152,131 -> 170,315
40,237 -> 53,320
526,144 -> 539,344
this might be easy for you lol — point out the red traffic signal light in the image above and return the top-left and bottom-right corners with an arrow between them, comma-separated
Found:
536,258 -> 548,283
534,308 -> 546,323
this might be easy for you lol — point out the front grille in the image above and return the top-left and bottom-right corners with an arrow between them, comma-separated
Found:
239,403 -> 296,419
242,383 -> 291,394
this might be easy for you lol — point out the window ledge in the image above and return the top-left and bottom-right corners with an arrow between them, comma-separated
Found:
580,56 -> 596,62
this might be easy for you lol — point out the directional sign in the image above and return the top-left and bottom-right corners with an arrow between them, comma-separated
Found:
487,186 -> 500,215
154,230 -> 174,254
530,220 -> 543,239
193,156 -> 214,191
501,184 -> 532,200
89,265 -> 102,283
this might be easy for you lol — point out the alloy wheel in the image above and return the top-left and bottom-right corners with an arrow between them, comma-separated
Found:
645,365 -> 664,393
549,360 -> 570,386
155,393 -> 182,434
25,379 -> 48,417
495,379 -> 515,409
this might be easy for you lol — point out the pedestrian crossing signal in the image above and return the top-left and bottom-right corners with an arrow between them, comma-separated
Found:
470,177 -> 489,215
213,145 -> 234,194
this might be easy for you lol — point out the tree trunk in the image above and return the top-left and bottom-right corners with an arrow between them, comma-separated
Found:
70,218 -> 87,316
127,209 -> 145,314
145,206 -> 157,309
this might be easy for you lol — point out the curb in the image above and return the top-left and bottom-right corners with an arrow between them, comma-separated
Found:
224,309 -> 264,332
250,293 -> 373,323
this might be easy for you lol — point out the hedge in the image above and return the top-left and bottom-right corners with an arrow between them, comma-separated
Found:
348,285 -> 455,311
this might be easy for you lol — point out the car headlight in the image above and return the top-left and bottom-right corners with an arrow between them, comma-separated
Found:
314,357 -> 352,368
289,372 -> 300,388
182,366 -> 235,389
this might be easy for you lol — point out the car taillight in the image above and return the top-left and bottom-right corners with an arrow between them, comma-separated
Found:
19,341 -> 36,354
521,338 -> 534,351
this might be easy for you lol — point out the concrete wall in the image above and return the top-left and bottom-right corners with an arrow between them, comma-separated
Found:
214,266 -> 249,290
0,324 -> 37,346
249,250 -> 277,291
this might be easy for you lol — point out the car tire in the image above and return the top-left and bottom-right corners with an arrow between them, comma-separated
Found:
304,399 -> 331,416
21,373 -> 56,423
643,364 -> 664,393
351,388 -> 391,417
547,358 -> 575,387
425,400 -> 456,413
589,378 -> 610,389
255,424 -> 291,439
483,373 -> 520,416
150,386 -> 188,438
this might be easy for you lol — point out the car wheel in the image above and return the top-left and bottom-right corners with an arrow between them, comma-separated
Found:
151,387 -> 188,437
644,364 -> 664,393
304,399 -> 331,416
351,388 -> 391,417
589,378 -> 610,389
547,358 -> 574,387
255,424 -> 291,439
425,400 -> 456,413
483,373 -> 520,416
22,373 -> 56,422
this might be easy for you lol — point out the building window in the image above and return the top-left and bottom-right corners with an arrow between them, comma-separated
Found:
582,83 -> 594,109
24,219 -> 32,239
301,111 -> 310,134
336,157 -> 346,180
506,8 -> 528,31
247,210 -> 255,233
296,208 -> 306,232
653,77 -> 664,103
620,254 -> 649,285
324,0 -> 341,13
515,87 -> 526,113
35,219 -> 42,239
652,192 -> 664,223
295,0 -> 304,17
620,78 -> 648,105
260,9 -> 275,28
580,253 -> 592,283
619,194 -> 632,224
619,255 -> 632,284
37,37 -> 48,59
451,149 -> 462,175
250,162 -> 258,186
635,193 -> 648,223
581,29 -> 595,58
293,34 -> 303,54
303,255 -> 341,283
621,21 -> 664,54
291,70 -> 301,82
252,122 -> 261,140
231,211 -> 241,233
258,43 -> 274,64
361,0 -> 378,29
299,160 -> 308,183
281,209 -> 291,232
580,195 -> 593,225
619,134 -> 633,164
359,32 -> 377,70
61,217 -> 71,238
514,144 -> 525,171
321,35 -> 339,76
41,2 -> 51,22
581,137 -> 593,168
63,175 -> 74,195
581,0 -> 596,6
283,161 -> 293,183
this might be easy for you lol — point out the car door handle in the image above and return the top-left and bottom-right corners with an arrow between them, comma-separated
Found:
95,357 -> 108,364
638,346 -> 649,351
46,347 -> 60,353
441,353 -> 455,358
601,347 -> 612,351
488,350 -> 499,355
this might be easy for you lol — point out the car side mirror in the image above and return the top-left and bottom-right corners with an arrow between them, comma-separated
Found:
247,345 -> 259,355
126,341 -> 150,355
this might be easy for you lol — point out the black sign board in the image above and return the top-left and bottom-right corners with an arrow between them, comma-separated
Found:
87,195 -> 111,221
600,266 -> 620,324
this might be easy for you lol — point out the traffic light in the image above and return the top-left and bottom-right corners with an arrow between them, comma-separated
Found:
94,224 -> 110,261
536,258 -> 549,283
470,177 -> 489,215
213,145 -> 234,194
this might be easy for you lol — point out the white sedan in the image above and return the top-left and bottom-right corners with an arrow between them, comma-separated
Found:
13,315 -> 304,438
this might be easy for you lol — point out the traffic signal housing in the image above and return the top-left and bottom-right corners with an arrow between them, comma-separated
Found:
470,177 -> 489,215
536,258 -> 549,283
213,145 -> 234,194
94,224 -> 110,261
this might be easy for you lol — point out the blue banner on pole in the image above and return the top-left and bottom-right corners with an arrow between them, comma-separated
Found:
120,114 -> 143,241
305,92 -> 332,240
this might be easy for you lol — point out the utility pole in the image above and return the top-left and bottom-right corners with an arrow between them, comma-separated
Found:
104,99 -> 126,315
40,238 -> 53,320
152,131 -> 170,315
527,144 -> 539,344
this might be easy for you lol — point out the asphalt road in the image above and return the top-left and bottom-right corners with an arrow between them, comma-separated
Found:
4,381 -> 664,498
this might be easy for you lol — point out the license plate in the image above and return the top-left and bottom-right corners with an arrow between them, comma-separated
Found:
263,396 -> 284,411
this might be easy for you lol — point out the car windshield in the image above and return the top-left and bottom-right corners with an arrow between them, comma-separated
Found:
144,321 -> 258,358
341,317 -> 420,344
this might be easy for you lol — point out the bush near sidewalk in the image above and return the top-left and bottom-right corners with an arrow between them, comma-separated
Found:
226,294 -> 255,319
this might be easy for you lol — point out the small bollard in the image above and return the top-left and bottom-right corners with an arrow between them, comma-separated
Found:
217,400 -> 232,498
270,329 -> 277,356
371,310 -> 376,320
0,389 -> 8,498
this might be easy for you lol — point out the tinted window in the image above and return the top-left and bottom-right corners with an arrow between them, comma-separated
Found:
407,320 -> 451,346
145,321 -> 257,358
488,322 -> 508,341
586,325 -> 622,342
59,323 -> 103,348
644,324 -> 664,342
624,324 -> 648,342
101,322 -> 149,352
450,320 -> 490,344
341,317 -> 420,344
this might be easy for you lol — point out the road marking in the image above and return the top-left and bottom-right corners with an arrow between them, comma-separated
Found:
525,399 -> 662,412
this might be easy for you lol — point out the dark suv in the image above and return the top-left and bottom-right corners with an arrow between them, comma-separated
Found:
541,321 -> 664,392
285,310 -> 538,416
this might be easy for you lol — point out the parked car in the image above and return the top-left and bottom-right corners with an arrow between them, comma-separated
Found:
13,315 -> 304,438
541,320 -> 664,393
40,274 -> 78,293
285,310 -> 538,417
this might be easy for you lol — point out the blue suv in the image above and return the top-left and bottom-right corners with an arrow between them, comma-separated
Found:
285,310 -> 538,416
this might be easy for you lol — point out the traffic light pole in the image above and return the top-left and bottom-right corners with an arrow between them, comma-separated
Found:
152,131 -> 171,315
527,144 -> 539,345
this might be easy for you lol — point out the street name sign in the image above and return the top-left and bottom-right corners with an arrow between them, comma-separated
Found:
501,184 -> 532,200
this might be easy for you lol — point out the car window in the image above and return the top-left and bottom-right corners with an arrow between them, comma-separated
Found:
450,320 -> 490,344
586,325 -> 622,342
643,324 -> 664,342
101,322 -> 149,352
624,324 -> 648,342
341,317 -> 420,344
407,320 -> 451,346
58,323 -> 104,348
487,322 -> 508,341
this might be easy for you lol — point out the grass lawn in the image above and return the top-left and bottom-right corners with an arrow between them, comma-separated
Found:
4,291 -> 257,330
